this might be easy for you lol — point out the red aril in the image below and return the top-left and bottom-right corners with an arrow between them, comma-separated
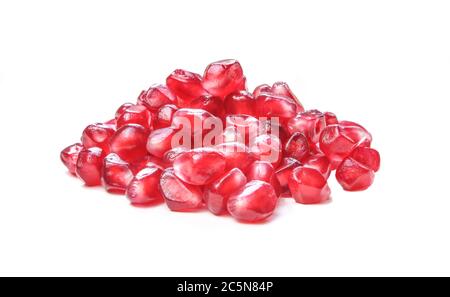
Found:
110,124 -> 150,163
336,157 -> 375,191
102,153 -> 133,193
162,147 -> 189,165
81,123 -> 115,152
60,143 -> 84,175
271,82 -> 304,113
146,127 -> 179,158
284,132 -> 310,161
245,160 -> 281,196
288,167 -> 331,204
138,84 -> 177,110
275,157 -> 302,188
253,84 -> 271,97
249,134 -> 282,168
156,104 -> 178,128
224,91 -> 256,116
115,103 -> 134,119
215,142 -> 255,172
126,165 -> 163,206
287,110 -> 326,147
225,114 -> 259,145
188,95 -> 225,118
324,112 -> 338,125
76,147 -> 105,186
116,105 -> 153,129
350,147 -> 380,172
303,154 -> 331,178
255,93 -> 297,121
202,59 -> 246,98
166,69 -> 208,106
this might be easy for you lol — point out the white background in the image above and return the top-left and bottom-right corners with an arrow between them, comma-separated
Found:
0,0 -> 449,276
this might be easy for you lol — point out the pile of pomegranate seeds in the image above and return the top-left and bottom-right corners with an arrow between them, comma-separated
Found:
61,59 -> 380,223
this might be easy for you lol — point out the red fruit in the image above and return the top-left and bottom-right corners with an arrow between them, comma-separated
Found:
156,104 -> 178,128
303,154 -> 331,178
227,180 -> 278,222
116,105 -> 153,129
81,123 -> 115,152
324,112 -> 338,125
253,84 -> 271,97
115,103 -> 134,120
288,167 -> 331,204
102,153 -> 133,193
166,69 -> 208,105
287,110 -> 326,146
110,124 -> 150,163
224,91 -> 256,116
126,166 -> 163,206
104,119 -> 116,127
258,119 -> 289,144
249,134 -> 282,167
130,155 -> 166,175
336,157 -> 375,191
202,59 -> 246,98
204,168 -> 247,215
284,132 -> 310,161
350,147 -> 380,172
220,126 -> 245,144
159,168 -> 203,211
60,143 -> 84,175
271,82 -> 304,112
188,95 -> 224,118
215,142 -> 255,171
275,158 -> 302,188
319,122 -> 372,169
245,160 -> 281,196
225,114 -> 259,145
146,127 -> 179,158
162,147 -> 189,165
138,84 -> 177,110
255,93 -> 297,121
173,148 -> 227,185
171,108 -> 217,135
76,147 -> 105,186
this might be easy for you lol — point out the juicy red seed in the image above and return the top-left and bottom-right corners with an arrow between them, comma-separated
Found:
204,168 -> 247,215
336,157 -> 375,191
215,142 -> 255,172
271,82 -> 304,112
60,143 -> 84,175
339,121 -> 373,147
102,153 -> 133,193
162,147 -> 189,165
275,157 -> 302,188
249,134 -> 282,168
303,154 -> 331,178
202,59 -> 246,98
146,127 -> 179,158
166,69 -> 208,105
138,84 -> 177,110
156,104 -> 178,128
349,147 -> 380,172
245,160 -> 281,196
109,124 -> 150,163
284,132 -> 310,161
220,126 -> 245,144
126,166 -> 163,206
159,168 -> 203,211
253,84 -> 271,97
104,119 -> 117,127
227,180 -> 278,222
116,105 -> 153,129
287,110 -> 326,145
224,91 -> 256,116
173,148 -> 227,185
188,95 -> 224,118
81,123 -> 115,152
76,147 -> 105,186
255,93 -> 297,120
130,155 -> 167,175
225,114 -> 259,145
171,108 -> 217,135
258,119 -> 289,144
288,167 -> 331,204
324,112 -> 338,125
115,103 -> 134,120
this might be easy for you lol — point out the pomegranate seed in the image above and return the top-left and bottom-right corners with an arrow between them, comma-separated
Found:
166,69 -> 208,105
130,155 -> 167,175
60,143 -> 83,175
287,110 -> 326,146
245,160 -> 281,196
224,91 -> 256,116
173,148 -> 227,185
76,147 -> 105,186
171,108 -> 217,135
324,112 -> 338,125
156,104 -> 178,128
255,93 -> 297,120
350,147 -> 380,172
204,168 -> 247,215
159,168 -> 203,211
127,165 -> 163,206
138,84 -> 177,110
220,126 -> 245,144
336,157 -> 375,191
110,124 -> 150,163
288,167 -> 331,204
202,59 -> 246,98
146,127 -> 179,158
249,134 -> 282,167
303,154 -> 331,178
215,142 -> 255,171
227,180 -> 278,222
271,82 -> 304,112
162,147 -> 189,165
339,121 -> 373,147
115,103 -> 134,120
258,119 -> 289,144
81,123 -> 115,152
104,119 -> 117,127
116,105 -> 153,129
102,153 -> 133,193
225,114 -> 259,145
253,84 -> 271,97
284,132 -> 310,161
275,157 -> 301,188
188,95 -> 225,118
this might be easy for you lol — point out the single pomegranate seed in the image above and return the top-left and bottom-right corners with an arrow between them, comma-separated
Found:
275,157 -> 302,188
115,103 -> 134,120
287,110 -> 326,147
138,84 -> 177,110
188,95 -> 225,118
271,82 -> 304,112
204,168 -> 247,215
324,112 -> 338,125
220,126 -> 245,144
159,168 -> 203,211
102,153 -> 133,193
109,124 -> 150,163
227,180 -> 278,222
162,147 -> 189,165
156,104 -> 178,128
303,154 -> 331,178
284,132 -> 310,161
81,123 -> 115,152
166,69 -> 208,106
173,148 -> 227,185
288,167 -> 331,204
249,134 -> 282,168
126,165 -> 163,206
225,114 -> 259,145
350,147 -> 380,172
215,142 -> 255,171
253,84 -> 271,97
116,105 -> 153,129
336,157 -> 375,191
258,119 -> 289,144
130,155 -> 167,175
245,160 -> 281,196
76,147 -> 105,186
224,91 -> 256,116
255,93 -> 297,121
202,59 -> 246,98
171,108 -> 217,135
104,119 -> 117,127
319,122 -> 372,169
60,143 -> 84,175
146,127 -> 179,158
